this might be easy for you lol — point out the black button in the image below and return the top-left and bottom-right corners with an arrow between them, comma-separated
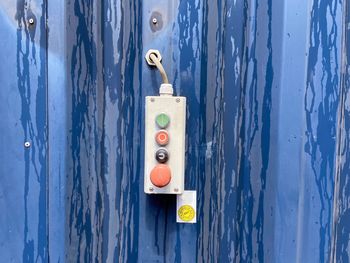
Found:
155,148 -> 169,163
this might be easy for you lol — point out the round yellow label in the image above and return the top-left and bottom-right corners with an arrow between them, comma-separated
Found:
178,205 -> 195,222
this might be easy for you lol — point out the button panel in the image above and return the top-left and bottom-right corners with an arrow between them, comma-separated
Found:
144,96 -> 186,194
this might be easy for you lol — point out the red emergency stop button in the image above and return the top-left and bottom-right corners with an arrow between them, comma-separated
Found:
155,130 -> 169,146
150,164 -> 171,187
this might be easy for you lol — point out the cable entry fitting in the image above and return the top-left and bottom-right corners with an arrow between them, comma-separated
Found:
145,49 -> 173,96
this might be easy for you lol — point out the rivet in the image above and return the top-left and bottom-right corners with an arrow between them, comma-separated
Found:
176,98 -> 180,103
174,188 -> 179,192
149,187 -> 154,192
152,17 -> 158,24
150,98 -> 155,102
28,18 -> 35,25
24,141 -> 31,148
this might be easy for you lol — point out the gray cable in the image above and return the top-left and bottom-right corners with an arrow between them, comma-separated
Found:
149,53 -> 169,84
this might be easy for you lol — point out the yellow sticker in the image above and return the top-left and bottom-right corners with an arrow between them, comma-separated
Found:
178,205 -> 195,222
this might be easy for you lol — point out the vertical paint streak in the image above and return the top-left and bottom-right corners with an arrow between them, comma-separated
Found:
235,0 -> 259,261
221,0 -> 245,261
15,0 -> 48,261
197,0 -> 209,260
68,0 -> 97,261
331,0 -> 350,261
305,0 -> 340,261
255,0 -> 273,261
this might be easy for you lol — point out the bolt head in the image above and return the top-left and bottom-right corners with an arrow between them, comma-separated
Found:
174,188 -> 179,192
24,142 -> 31,148
28,18 -> 35,25
152,18 -> 158,24
150,98 -> 155,102
149,187 -> 154,192
176,98 -> 180,103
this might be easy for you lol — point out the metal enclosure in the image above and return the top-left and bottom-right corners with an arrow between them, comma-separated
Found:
1,0 -> 350,262
144,95 -> 186,194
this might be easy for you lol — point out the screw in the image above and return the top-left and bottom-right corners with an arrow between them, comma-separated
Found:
176,98 -> 180,103
174,188 -> 179,192
149,187 -> 154,192
28,18 -> 35,25
150,98 -> 155,102
24,141 -> 31,148
152,17 -> 158,24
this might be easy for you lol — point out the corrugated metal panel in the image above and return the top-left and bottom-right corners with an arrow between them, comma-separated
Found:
0,1 -> 47,262
1,0 -> 350,262
331,1 -> 350,262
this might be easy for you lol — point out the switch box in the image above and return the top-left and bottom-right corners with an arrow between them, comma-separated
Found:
144,96 -> 186,194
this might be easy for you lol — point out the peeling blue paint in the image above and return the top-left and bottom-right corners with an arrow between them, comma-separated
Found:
1,0 -> 350,262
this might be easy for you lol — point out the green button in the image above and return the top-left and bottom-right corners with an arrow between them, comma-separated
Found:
156,113 -> 170,128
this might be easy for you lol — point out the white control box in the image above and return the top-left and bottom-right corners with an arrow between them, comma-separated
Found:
144,95 -> 186,194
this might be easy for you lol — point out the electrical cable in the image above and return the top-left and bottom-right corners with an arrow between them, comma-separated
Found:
149,53 -> 169,84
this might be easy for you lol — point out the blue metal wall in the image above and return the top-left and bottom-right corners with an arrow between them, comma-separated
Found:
0,1 -> 47,262
1,0 -> 350,262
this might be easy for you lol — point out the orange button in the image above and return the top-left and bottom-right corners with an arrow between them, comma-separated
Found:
155,130 -> 169,146
150,164 -> 171,188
